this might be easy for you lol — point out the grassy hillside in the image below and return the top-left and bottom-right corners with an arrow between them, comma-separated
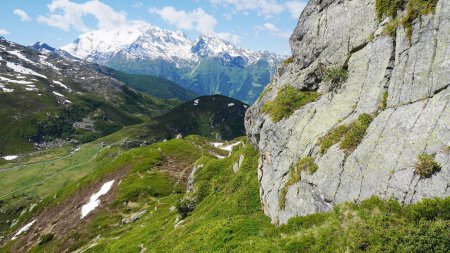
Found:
1,135 -> 449,252
0,38 -> 176,155
147,94 -> 248,140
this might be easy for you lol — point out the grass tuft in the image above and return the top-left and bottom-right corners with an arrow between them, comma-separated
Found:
319,114 -> 374,155
415,153 -> 441,178
262,86 -> 320,122
340,114 -> 374,152
257,86 -> 273,102
378,91 -> 389,111
324,67 -> 348,85
279,157 -> 318,209
376,0 -> 439,40
283,56 -> 294,65
319,125 -> 349,155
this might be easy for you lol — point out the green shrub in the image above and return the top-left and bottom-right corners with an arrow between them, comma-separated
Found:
262,86 -> 320,122
408,197 -> 450,221
324,67 -> 348,84
283,56 -> 294,65
176,198 -> 196,218
415,154 -> 441,178
340,113 -> 374,152
319,114 -> 374,155
279,157 -> 318,209
38,233 -> 54,245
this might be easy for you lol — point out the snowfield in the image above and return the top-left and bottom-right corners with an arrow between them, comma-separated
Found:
81,180 -> 115,219
0,83 -> 14,93
53,80 -> 71,91
6,62 -> 47,79
0,76 -> 33,85
8,50 -> 35,65
40,56 -> 61,71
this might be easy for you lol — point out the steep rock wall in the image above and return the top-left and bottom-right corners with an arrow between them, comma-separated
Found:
245,0 -> 450,224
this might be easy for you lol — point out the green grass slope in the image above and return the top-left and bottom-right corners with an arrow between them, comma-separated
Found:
2,137 -> 449,252
147,94 -> 248,140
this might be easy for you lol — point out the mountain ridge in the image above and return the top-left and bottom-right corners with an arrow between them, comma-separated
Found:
61,23 -> 284,103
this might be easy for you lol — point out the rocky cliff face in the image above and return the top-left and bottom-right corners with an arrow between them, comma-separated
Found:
246,0 -> 450,224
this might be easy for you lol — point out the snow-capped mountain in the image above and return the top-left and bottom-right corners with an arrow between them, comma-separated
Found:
0,36 -> 178,154
61,24 -> 284,103
31,42 -> 79,60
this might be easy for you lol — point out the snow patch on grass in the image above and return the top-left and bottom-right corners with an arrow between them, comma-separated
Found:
11,220 -> 36,240
81,180 -> 115,219
52,91 -> 65,97
220,142 -> 242,152
6,62 -> 47,79
53,80 -> 71,91
3,155 -> 19,160
0,76 -> 33,85
0,83 -> 14,92
41,59 -> 61,71
8,50 -> 35,65
228,103 -> 235,107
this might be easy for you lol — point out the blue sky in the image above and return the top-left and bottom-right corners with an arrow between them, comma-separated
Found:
0,0 -> 308,55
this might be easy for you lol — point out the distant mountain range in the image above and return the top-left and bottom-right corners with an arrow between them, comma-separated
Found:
0,37 -> 176,154
61,23 -> 284,103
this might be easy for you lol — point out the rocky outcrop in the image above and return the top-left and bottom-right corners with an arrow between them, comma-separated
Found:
245,0 -> 450,224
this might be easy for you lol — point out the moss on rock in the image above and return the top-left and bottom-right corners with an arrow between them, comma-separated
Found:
262,86 -> 320,122
279,157 -> 318,209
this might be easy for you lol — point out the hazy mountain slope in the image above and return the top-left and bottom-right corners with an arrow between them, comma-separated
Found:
0,37 -> 171,155
61,24 -> 283,104
98,68 -> 198,101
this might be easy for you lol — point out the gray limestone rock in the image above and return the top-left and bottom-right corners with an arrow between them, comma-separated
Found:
246,0 -> 450,224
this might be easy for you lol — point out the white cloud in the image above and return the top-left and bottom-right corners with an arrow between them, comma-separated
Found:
14,9 -> 31,22
149,7 -> 216,34
210,0 -> 307,19
217,32 -> 241,44
150,6 -> 241,44
257,23 -> 290,39
37,0 -> 130,32
0,29 -> 10,35
285,1 -> 307,19
211,0 -> 284,18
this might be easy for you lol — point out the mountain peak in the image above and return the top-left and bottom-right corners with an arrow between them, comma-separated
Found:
31,42 -> 57,54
